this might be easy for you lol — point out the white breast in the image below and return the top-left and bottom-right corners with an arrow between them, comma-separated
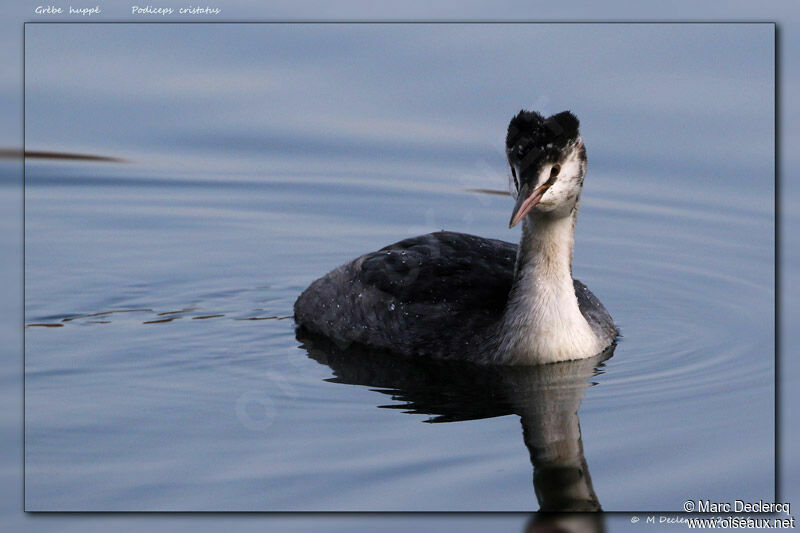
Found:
493,214 -> 604,365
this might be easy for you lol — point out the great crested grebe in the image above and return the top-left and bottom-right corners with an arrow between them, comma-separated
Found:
294,110 -> 617,365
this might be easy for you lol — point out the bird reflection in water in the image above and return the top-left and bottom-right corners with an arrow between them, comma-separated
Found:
297,331 -> 614,513
525,512 -> 607,533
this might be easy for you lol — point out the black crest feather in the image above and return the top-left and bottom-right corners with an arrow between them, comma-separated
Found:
505,110 -> 581,166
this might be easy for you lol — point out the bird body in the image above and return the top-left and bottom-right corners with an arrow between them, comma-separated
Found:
294,230 -> 615,364
294,110 -> 617,364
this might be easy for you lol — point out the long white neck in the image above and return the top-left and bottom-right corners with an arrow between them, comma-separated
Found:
495,209 -> 602,364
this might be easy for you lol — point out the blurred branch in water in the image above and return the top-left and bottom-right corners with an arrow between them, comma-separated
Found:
0,148 -> 126,163
466,188 -> 510,196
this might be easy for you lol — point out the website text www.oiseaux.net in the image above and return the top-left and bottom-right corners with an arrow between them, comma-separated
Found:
686,516 -> 795,528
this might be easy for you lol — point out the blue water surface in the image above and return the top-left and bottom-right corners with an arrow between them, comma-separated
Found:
23,23 -> 774,511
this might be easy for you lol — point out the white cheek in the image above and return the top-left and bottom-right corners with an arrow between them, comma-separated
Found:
538,184 -> 572,212
546,183 -> 572,203
534,167 -> 551,189
559,152 -> 583,182
539,151 -> 583,211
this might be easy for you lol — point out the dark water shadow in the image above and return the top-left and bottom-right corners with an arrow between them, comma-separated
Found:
297,330 -> 614,513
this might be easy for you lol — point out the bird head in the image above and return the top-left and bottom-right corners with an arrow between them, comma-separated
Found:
506,110 -> 587,228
